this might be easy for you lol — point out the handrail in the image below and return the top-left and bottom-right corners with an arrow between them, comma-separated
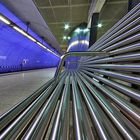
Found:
54,51 -> 109,78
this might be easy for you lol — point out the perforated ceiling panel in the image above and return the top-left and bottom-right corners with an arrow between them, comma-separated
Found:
34,0 -> 91,51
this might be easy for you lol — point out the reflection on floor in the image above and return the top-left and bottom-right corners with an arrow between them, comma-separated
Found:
0,68 -> 56,115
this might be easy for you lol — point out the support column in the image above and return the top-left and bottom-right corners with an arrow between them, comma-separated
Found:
89,13 -> 99,47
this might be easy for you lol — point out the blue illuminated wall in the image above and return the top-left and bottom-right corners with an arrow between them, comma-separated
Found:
66,27 -> 89,70
0,3 -> 60,73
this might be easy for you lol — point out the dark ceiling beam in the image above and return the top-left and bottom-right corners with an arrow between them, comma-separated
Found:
89,13 -> 99,47
38,3 -> 90,9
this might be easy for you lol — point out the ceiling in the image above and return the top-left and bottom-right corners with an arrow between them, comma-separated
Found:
1,0 -> 129,52
34,0 -> 91,51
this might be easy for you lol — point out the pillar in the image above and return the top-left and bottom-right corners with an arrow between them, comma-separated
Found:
89,13 -> 99,47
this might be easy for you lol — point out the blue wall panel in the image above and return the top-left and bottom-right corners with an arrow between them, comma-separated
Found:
0,4 -> 60,73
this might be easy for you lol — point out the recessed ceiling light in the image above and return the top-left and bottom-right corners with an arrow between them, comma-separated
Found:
64,24 -> 70,30
97,23 -> 103,28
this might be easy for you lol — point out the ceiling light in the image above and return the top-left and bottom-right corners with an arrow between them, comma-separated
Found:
68,36 -> 71,40
0,15 -> 11,25
64,24 -> 70,30
97,23 -> 103,28
63,36 -> 67,40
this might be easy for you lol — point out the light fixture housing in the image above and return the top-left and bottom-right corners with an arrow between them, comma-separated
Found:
13,26 -> 28,36
0,15 -> 11,25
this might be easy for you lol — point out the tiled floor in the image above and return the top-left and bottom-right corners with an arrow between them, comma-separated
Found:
0,68 -> 56,115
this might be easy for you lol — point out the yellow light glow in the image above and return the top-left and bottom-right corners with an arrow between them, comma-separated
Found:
13,26 -> 28,36
37,42 -> 46,49
0,15 -> 11,25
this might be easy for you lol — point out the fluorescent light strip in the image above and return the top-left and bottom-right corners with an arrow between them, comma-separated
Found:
37,42 -> 46,49
13,26 -> 36,42
13,26 -> 28,36
0,15 -> 60,57
0,15 -> 11,25
26,35 -> 36,42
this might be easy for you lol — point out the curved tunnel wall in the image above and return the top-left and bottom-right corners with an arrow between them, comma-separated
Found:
66,27 -> 89,69
0,3 -> 60,73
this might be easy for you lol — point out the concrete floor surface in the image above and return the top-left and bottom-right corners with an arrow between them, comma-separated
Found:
0,68 -> 56,115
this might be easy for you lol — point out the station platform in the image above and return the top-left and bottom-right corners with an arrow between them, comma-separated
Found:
0,68 -> 56,115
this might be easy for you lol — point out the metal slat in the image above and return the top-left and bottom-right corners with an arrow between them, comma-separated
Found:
49,74 -> 70,140
72,72 -> 95,140
71,75 -> 83,140
0,3 -> 140,140
80,42 -> 140,63
79,72 -> 140,129
81,68 -> 140,86
80,70 -> 140,101
75,74 -> 122,140
77,73 -> 140,140
93,26 -> 140,52
22,73 -> 67,140
91,17 -> 140,50
0,72 -> 67,140
80,52 -> 140,65
89,6 -> 140,51
80,64 -> 140,72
